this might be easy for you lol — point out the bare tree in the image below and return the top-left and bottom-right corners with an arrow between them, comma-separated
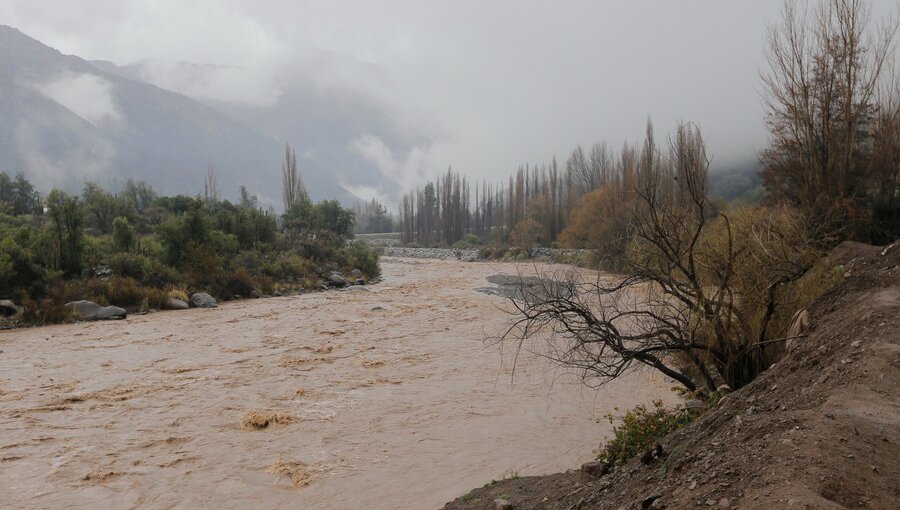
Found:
203,163 -> 219,205
282,144 -> 306,213
761,0 -> 899,231
495,123 -> 824,393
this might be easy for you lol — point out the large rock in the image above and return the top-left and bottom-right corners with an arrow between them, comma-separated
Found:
350,269 -> 364,279
328,273 -> 348,288
0,299 -> 22,316
165,298 -> 190,310
581,460 -> 610,479
190,292 -> 218,308
64,300 -> 127,320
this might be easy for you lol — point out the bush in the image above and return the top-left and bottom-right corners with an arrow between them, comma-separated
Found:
224,266 -> 256,298
106,252 -> 180,288
167,286 -> 189,302
596,400 -> 697,467
107,252 -> 150,280
0,235 -> 44,296
453,233 -> 485,248
339,242 -> 380,278
264,252 -> 314,281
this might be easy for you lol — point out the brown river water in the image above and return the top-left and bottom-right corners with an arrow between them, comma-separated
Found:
0,258 -> 672,509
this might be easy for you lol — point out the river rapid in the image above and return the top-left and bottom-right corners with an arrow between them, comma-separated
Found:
0,258 -> 672,509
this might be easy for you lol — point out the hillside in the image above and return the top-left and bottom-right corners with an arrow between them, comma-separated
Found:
0,26 -> 350,204
445,240 -> 900,509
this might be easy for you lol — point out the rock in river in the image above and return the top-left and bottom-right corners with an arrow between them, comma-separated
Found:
64,300 -> 127,320
166,298 -> 190,310
190,292 -> 218,308
0,299 -> 22,316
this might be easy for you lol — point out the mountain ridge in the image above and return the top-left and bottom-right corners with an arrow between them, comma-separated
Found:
0,25 -> 363,206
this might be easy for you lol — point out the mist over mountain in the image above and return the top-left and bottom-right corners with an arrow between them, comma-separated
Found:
0,25 -> 417,206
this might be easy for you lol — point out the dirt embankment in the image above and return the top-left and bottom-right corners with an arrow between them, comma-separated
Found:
445,241 -> 900,510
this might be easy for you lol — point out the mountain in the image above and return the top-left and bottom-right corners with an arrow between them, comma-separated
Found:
0,25 -> 381,206
91,56 -> 424,204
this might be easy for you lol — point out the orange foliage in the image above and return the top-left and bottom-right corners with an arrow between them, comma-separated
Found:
558,185 -> 629,251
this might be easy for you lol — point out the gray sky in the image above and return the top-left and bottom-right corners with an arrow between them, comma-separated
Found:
1,1 -> 827,185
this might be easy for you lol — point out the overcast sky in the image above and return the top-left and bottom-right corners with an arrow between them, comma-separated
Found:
1,1 -> 868,184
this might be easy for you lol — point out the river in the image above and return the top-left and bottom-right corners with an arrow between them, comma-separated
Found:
0,257 -> 672,509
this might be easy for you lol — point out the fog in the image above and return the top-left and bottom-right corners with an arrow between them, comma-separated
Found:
39,72 -> 122,126
2,1 -> 868,188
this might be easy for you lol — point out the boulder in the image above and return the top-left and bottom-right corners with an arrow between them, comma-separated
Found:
250,289 -> 261,299
190,292 -> 218,308
64,300 -> 127,320
581,460 -> 610,479
328,273 -> 348,288
355,278 -> 366,286
165,298 -> 190,310
350,269 -> 364,279
94,306 -> 127,320
0,299 -> 22,316
684,399 -> 705,411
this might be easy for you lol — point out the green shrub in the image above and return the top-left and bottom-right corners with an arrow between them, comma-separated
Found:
453,233 -> 485,248
0,235 -> 44,296
107,252 -> 150,280
340,242 -> 380,278
596,400 -> 696,466
264,252 -> 313,281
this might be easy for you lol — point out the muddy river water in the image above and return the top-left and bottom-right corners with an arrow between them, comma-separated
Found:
0,258 -> 672,509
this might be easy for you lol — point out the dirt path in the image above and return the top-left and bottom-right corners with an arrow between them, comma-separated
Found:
0,258 -> 672,509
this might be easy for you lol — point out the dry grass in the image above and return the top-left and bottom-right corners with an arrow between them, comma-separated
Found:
267,459 -> 312,487
241,410 -> 296,430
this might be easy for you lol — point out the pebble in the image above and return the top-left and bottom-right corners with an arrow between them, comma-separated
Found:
851,340 -> 861,348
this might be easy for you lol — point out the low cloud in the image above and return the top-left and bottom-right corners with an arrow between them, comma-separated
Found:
350,134 -> 434,204
38,72 -> 122,127
134,59 -> 282,107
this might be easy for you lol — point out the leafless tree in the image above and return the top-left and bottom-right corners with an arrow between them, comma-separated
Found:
761,0 -> 899,231
494,123 -> 825,393
203,163 -> 218,205
282,144 -> 306,213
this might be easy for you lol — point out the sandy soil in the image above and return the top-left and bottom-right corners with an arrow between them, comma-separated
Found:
0,258 -> 672,509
